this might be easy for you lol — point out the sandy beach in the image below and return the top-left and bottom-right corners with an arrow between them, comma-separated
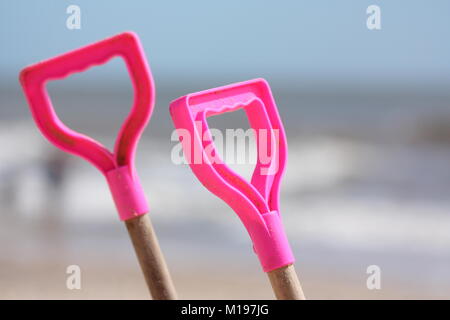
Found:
0,214 -> 448,300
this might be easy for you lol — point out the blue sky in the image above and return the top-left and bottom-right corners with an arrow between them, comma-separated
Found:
1,1 -> 450,88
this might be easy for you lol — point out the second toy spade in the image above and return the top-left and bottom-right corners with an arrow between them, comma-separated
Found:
170,79 -> 305,300
19,32 -> 177,300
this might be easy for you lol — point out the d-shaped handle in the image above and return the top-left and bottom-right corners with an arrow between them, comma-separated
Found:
19,32 -> 154,174
170,79 -> 287,213
170,79 -> 293,272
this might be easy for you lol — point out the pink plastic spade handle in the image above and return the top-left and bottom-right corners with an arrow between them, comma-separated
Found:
19,32 -> 153,221
170,79 -> 294,272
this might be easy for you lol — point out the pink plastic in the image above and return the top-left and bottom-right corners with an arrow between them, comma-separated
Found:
19,32 -> 153,221
169,79 -> 294,272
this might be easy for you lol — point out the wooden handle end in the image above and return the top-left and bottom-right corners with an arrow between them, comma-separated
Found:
125,213 -> 177,300
267,264 -> 306,300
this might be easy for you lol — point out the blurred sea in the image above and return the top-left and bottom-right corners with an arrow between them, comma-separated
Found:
1,82 -> 450,299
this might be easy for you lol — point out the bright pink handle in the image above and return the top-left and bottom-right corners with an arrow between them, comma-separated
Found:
180,79 -> 287,210
19,32 -> 153,221
170,79 -> 293,272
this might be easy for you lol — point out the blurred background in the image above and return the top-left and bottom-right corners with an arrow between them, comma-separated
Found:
1,0 -> 450,299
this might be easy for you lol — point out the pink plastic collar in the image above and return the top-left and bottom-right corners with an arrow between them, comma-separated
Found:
19,32 -> 153,221
170,79 -> 294,272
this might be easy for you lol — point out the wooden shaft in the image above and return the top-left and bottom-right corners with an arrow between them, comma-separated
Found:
125,213 -> 177,300
267,264 -> 306,300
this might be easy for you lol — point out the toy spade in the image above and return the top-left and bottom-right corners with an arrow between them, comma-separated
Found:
20,32 -> 177,300
170,79 -> 305,299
